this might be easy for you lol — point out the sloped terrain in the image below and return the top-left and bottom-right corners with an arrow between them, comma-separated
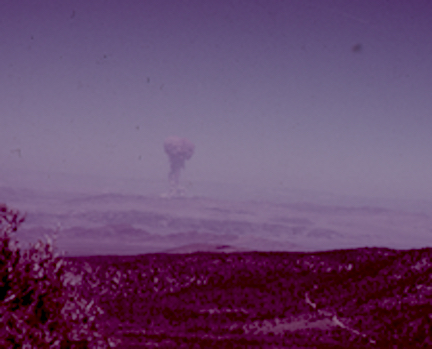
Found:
13,189 -> 432,256
63,247 -> 432,348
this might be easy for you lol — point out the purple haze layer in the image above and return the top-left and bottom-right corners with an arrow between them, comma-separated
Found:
0,0 -> 432,201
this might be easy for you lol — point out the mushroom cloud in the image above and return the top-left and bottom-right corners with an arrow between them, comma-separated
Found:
163,136 -> 195,197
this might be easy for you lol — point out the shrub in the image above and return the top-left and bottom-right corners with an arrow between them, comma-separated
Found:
0,203 -> 118,348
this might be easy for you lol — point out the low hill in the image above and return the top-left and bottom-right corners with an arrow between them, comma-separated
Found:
63,247 -> 432,348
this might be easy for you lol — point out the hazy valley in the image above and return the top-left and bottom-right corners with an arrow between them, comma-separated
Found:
2,181 -> 432,257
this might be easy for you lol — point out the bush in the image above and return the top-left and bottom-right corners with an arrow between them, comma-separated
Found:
0,203 -> 118,348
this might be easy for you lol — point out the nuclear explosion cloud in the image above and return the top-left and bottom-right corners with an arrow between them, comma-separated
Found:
163,136 -> 195,197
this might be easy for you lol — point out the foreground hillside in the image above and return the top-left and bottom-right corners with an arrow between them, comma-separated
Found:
64,247 -> 432,348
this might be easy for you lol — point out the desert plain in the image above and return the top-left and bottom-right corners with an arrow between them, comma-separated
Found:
3,184 -> 432,256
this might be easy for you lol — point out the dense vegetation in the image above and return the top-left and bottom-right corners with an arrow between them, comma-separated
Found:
0,204 -> 117,348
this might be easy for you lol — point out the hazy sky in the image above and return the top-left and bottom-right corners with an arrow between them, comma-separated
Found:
1,0 -> 432,200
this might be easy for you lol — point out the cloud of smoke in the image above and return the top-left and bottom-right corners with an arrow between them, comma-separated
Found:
163,136 -> 195,197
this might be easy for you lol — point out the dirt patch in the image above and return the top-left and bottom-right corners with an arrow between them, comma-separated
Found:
244,314 -> 338,335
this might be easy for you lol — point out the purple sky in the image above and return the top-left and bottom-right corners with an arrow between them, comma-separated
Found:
1,0 -> 432,200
